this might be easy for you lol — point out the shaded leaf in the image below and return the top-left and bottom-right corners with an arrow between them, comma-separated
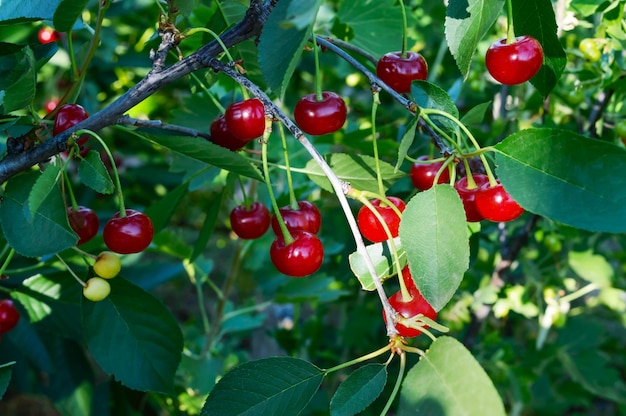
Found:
0,46 -> 36,113
399,185 -> 469,311
82,277 -> 183,394
145,182 -> 189,232
0,362 -> 15,400
399,336 -> 506,416
412,81 -> 459,132
395,116 -> 418,172
330,364 -> 387,416
53,0 -> 88,32
494,128 -> 626,233
78,150 -> 115,194
0,0 -> 63,22
28,164 -> 61,218
349,238 -> 406,291
201,357 -> 324,416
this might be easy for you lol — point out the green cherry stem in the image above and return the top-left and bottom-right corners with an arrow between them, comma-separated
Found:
323,343 -> 393,374
62,166 -> 80,211
55,254 -> 86,288
262,137 -> 294,245
236,175 -> 251,209
462,158 -> 478,189
311,31 -> 324,102
506,0 -> 516,44
370,94 -> 386,197
278,123 -> 299,210
398,0 -> 408,57
380,351 -> 406,416
75,129 -> 127,217
0,248 -> 15,277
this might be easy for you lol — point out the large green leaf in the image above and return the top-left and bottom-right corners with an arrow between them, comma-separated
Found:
399,336 -> 506,415
494,128 -> 626,233
445,0 -> 505,77
305,153 -> 405,194
330,364 -> 387,416
0,0 -> 63,22
201,357 -> 324,416
336,0 -> 405,58
258,0 -> 322,98
0,46 -> 36,113
0,362 -> 15,400
78,151 -> 115,195
28,164 -> 62,217
142,134 -> 263,182
82,277 -> 183,395
511,0 -> 567,96
349,238 -> 406,291
53,0 -> 88,32
0,171 -> 77,257
399,185 -> 469,312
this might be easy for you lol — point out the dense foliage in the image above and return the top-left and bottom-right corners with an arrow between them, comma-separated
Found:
0,0 -> 625,415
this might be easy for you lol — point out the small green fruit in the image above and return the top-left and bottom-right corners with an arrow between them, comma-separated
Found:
93,251 -> 121,279
83,277 -> 111,302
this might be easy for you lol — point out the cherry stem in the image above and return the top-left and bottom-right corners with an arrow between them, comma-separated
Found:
398,0 -> 408,58
261,137 -> 294,245
66,30 -> 79,82
431,155 -> 456,186
71,246 -> 98,260
55,254 -> 86,288
462,158 -> 478,189
236,175 -> 251,209
75,129 -> 127,217
380,351 -> 406,416
506,0 -> 516,44
370,94 -> 386,197
311,31 -> 324,102
278,123 -> 299,210
0,248 -> 15,277
62,166 -> 80,211
323,342 -> 393,374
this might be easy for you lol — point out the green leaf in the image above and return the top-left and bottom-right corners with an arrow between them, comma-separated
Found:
568,250 -> 613,287
0,362 -> 15,400
53,0 -> 88,32
511,0 -> 567,96
78,151 -> 115,194
330,364 -> 387,416
142,134 -> 263,182
494,128 -> 626,233
0,46 -> 36,113
461,101 -> 492,126
145,182 -> 189,232
0,0 -> 63,22
0,171 -> 77,257
399,336 -> 506,416
201,357 -> 324,416
305,154 -> 405,194
258,0 -> 322,98
399,185 -> 469,311
412,80 -> 459,131
336,0 -> 405,58
349,238 -> 406,291
395,116 -> 419,172
82,277 -> 183,394
445,0 -> 505,77
28,164 -> 61,218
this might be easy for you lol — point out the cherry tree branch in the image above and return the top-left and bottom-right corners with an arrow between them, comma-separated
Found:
117,115 -> 211,139
0,0 -> 274,184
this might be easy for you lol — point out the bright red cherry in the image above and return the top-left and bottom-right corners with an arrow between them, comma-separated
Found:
357,197 -> 406,243
270,230 -> 324,277
485,36 -> 544,85
454,174 -> 490,222
225,98 -> 266,141
410,156 -> 451,191
103,209 -> 154,254
376,51 -> 428,93
38,27 -> 59,44
271,200 -> 321,235
294,91 -> 347,136
0,300 -> 20,334
383,267 -> 437,338
475,181 -> 524,222
67,206 -> 100,245
53,104 -> 90,146
230,202 -> 271,239
209,114 -> 249,151
44,99 -> 59,114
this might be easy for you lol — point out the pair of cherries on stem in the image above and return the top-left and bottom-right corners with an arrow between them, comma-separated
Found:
83,251 -> 123,302
454,175 -> 524,223
210,98 -> 266,151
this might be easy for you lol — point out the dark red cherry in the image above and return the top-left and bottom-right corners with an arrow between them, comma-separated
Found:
67,206 -> 100,245
376,51 -> 428,93
270,230 -> 324,277
230,202 -> 271,239
475,181 -> 524,222
454,174 -> 490,222
53,104 -> 90,146
293,91 -> 347,136
0,300 -> 20,334
225,98 -> 266,141
357,197 -> 406,243
271,201 -> 321,235
210,115 -> 249,151
410,156 -> 451,191
485,35 -> 544,85
103,209 -> 154,254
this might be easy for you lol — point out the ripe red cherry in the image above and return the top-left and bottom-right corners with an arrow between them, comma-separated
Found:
44,99 -> 59,114
294,91 -> 347,136
103,209 -> 154,254
230,202 -> 271,239
270,230 -> 324,277
67,206 -> 100,245
225,98 -> 266,141
376,51 -> 428,93
0,300 -> 20,334
271,200 -> 321,235
357,197 -> 406,243
410,156 -> 451,191
209,115 -> 249,151
485,36 -> 544,85
454,174 -> 490,222
53,104 -> 90,146
38,27 -> 59,44
383,268 -> 437,338
475,181 -> 524,222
